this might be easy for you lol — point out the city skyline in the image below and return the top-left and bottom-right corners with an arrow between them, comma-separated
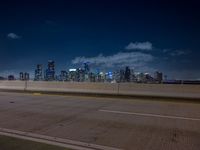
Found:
0,1 -> 200,80
5,60 -> 165,84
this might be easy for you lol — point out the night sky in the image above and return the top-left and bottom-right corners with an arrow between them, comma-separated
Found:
0,0 -> 200,79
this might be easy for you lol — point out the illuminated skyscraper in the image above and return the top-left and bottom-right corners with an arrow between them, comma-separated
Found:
59,70 -> 68,81
120,69 -> 125,82
34,64 -> 43,81
24,72 -> 30,80
45,60 -> 55,81
84,62 -> 90,74
20,72 -> 24,80
154,71 -> 163,83
125,66 -> 131,82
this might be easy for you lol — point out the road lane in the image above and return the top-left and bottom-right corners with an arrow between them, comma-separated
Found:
0,92 -> 200,150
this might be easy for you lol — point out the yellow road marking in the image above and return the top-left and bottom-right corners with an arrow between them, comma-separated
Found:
32,93 -> 42,96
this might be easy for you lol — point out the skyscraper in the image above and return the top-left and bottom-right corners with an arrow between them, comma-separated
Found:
45,60 -> 55,81
19,72 -> 24,80
84,62 -> 90,74
34,64 -> 43,81
20,72 -> 30,80
24,72 -> 30,80
120,69 -> 125,82
154,71 -> 163,83
125,66 -> 131,82
59,70 -> 68,81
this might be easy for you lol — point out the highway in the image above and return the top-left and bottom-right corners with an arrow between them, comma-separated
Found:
0,92 -> 200,150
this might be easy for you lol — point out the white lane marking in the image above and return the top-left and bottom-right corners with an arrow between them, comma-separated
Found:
0,128 -> 122,150
99,109 -> 200,121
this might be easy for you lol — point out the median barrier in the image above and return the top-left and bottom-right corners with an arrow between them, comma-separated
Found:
118,83 -> 200,98
0,81 -> 200,99
0,81 -> 26,91
26,81 -> 118,94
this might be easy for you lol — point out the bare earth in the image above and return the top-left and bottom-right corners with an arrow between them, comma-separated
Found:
0,92 -> 200,150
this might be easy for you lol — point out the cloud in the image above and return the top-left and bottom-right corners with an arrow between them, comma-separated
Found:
163,49 -> 170,53
170,50 -> 188,56
7,33 -> 21,39
72,52 -> 154,71
125,41 -> 152,50
163,49 -> 188,56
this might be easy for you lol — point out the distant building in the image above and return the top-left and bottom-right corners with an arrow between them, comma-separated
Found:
59,70 -> 68,81
130,69 -> 136,82
136,72 -> 144,83
20,72 -> 30,80
96,71 -> 105,82
8,75 -> 15,80
125,66 -> 131,82
108,71 -> 113,81
45,60 -> 55,81
154,71 -> 163,83
69,69 -> 77,81
0,76 -> 6,80
89,72 -> 96,82
144,73 -> 154,83
24,72 -> 30,80
20,72 -> 24,80
84,62 -> 90,74
77,68 -> 85,82
119,69 -> 125,82
35,64 -> 43,81
112,71 -> 119,82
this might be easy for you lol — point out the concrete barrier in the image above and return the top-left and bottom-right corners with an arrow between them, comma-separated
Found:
26,81 -> 118,94
0,81 -> 200,99
0,81 -> 26,90
118,83 -> 200,99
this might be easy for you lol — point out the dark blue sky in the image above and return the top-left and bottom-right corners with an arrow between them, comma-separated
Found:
0,0 -> 200,79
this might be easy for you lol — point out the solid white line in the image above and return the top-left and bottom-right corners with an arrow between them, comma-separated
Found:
0,131 -> 91,150
99,109 -> 200,121
0,128 -> 122,150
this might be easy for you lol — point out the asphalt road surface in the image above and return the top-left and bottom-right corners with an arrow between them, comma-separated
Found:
0,92 -> 200,150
